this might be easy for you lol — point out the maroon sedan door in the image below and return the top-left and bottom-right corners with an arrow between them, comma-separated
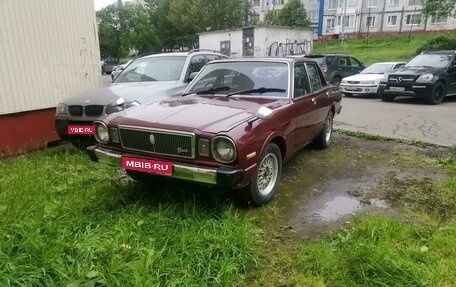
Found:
305,62 -> 331,128
289,63 -> 321,152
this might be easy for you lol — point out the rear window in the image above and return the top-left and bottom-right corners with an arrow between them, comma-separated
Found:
305,56 -> 325,66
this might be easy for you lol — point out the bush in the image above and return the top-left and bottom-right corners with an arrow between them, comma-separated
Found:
416,35 -> 456,54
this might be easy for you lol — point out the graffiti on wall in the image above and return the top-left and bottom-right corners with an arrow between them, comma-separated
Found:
268,39 -> 312,57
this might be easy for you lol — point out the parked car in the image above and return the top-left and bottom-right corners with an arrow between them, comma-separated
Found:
55,50 -> 227,147
87,58 -> 342,206
378,50 -> 456,104
111,60 -> 133,81
101,58 -> 119,75
340,62 -> 405,97
303,53 -> 365,85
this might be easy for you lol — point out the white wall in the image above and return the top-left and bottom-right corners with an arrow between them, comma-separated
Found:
198,30 -> 243,57
199,26 -> 313,58
254,26 -> 313,56
0,0 -> 101,115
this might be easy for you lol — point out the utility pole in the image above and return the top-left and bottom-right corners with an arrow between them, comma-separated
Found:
408,7 -> 417,42
366,7 -> 371,45
341,0 -> 348,42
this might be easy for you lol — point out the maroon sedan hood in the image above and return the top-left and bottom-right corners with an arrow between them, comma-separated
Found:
109,95 -> 288,133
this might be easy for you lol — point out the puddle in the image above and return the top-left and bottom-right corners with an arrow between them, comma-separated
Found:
316,195 -> 361,222
285,168 -> 395,237
266,134 -> 450,240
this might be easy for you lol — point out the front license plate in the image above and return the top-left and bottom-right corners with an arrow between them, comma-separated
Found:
68,125 -> 95,135
389,86 -> 405,92
122,156 -> 173,176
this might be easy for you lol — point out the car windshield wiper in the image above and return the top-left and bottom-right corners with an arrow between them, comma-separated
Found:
227,87 -> 286,97
181,86 -> 230,97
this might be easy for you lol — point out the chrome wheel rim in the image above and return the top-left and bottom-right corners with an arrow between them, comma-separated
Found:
257,153 -> 279,196
325,115 -> 333,143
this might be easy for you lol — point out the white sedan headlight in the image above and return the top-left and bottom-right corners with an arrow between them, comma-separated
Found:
360,80 -> 376,85
341,79 -> 347,84
212,136 -> 236,163
56,103 -> 67,115
94,122 -> 110,143
416,73 -> 434,83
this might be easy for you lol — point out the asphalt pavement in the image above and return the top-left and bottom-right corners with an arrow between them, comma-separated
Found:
334,95 -> 456,147
100,75 -> 455,147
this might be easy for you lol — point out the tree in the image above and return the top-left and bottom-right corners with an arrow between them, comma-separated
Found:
262,0 -> 310,27
423,0 -> 456,18
167,0 -> 245,36
144,0 -> 183,51
97,3 -> 158,58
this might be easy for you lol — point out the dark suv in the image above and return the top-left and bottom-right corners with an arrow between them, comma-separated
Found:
303,54 -> 365,85
378,50 -> 456,104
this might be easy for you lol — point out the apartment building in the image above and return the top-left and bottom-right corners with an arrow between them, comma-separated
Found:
248,0 -> 455,38
321,0 -> 456,37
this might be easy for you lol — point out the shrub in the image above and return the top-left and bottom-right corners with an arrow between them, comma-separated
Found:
416,35 -> 456,54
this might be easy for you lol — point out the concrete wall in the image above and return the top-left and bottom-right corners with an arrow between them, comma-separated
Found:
199,26 -> 313,58
198,30 -> 244,57
254,26 -> 313,56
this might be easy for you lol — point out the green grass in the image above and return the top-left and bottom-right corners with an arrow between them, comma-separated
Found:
313,31 -> 456,65
0,148 -> 259,286
247,144 -> 456,287
298,216 -> 456,287
1,141 -> 456,286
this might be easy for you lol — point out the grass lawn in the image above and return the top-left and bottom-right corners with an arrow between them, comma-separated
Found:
313,31 -> 456,66
0,148 -> 259,286
1,141 -> 455,286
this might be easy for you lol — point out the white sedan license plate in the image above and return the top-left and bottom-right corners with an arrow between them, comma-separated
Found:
389,86 -> 405,92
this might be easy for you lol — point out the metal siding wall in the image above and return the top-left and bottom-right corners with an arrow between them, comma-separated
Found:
0,0 -> 101,115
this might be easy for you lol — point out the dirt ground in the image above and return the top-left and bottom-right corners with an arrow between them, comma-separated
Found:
255,133 -> 450,241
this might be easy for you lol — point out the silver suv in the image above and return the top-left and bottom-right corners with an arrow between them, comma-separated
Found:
55,50 -> 227,147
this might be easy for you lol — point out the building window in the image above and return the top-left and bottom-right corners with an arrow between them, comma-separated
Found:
348,0 -> 357,7
326,18 -> 335,29
252,0 -> 260,6
406,14 -> 422,25
387,15 -> 397,26
343,15 -> 355,27
368,0 -> 377,8
389,0 -> 399,6
337,15 -> 341,25
430,12 -> 447,24
408,0 -> 422,5
328,0 -> 337,9
366,16 -> 376,27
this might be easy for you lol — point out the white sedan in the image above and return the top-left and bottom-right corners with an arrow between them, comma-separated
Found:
340,62 -> 405,97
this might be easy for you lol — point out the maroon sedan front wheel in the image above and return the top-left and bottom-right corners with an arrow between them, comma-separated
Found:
236,143 -> 282,206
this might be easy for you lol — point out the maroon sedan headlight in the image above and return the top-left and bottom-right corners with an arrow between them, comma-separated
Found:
212,136 -> 236,163
94,122 -> 110,144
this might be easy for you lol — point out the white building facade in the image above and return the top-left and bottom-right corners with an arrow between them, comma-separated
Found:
248,0 -> 456,38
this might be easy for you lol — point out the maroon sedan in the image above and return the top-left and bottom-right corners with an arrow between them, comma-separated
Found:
88,58 -> 342,206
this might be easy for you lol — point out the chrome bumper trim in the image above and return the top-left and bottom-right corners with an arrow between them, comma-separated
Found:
93,147 -> 218,185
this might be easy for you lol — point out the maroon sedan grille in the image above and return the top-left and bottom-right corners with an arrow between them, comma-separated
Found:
118,127 -> 195,159
68,105 -> 83,116
84,105 -> 104,117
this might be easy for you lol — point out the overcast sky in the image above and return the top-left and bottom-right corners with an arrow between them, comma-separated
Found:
94,0 -> 134,11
